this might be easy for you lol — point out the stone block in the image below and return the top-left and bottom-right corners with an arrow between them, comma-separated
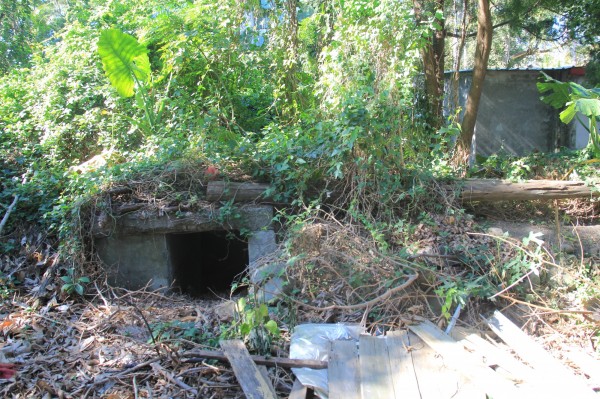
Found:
248,230 -> 277,265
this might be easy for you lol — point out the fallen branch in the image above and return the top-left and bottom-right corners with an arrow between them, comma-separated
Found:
151,362 -> 198,396
117,203 -> 146,214
0,194 -> 20,236
107,186 -> 132,196
75,357 -> 162,398
286,273 -> 418,312
0,176 -> 27,235
181,350 -> 328,370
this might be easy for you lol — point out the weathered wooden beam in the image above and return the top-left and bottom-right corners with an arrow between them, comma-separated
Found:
484,311 -> 597,399
181,349 -> 328,369
220,340 -> 277,399
207,181 -> 271,202
457,179 -> 599,201
409,320 -> 524,399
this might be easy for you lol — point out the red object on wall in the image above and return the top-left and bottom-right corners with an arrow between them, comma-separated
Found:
570,66 -> 586,76
205,165 -> 219,180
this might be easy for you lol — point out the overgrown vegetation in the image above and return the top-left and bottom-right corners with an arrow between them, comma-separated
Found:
0,1 -> 599,397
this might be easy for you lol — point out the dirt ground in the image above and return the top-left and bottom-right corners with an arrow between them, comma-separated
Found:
488,221 -> 600,256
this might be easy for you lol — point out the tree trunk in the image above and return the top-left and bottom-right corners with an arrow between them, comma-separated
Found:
454,0 -> 492,166
450,0 -> 469,115
282,0 -> 301,119
413,0 -> 445,130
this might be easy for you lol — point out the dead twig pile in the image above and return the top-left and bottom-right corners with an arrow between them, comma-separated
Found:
0,282 -> 296,398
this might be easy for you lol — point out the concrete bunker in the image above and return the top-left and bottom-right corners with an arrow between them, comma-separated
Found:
93,204 -> 277,297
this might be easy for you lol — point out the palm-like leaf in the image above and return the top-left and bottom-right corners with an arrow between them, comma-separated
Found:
98,29 -> 150,98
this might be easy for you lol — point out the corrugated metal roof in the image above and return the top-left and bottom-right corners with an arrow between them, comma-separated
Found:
444,66 -> 584,74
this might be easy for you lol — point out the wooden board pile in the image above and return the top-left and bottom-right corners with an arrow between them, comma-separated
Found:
221,310 -> 599,399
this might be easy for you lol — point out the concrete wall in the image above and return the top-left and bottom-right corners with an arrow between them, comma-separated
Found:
96,234 -> 171,291
446,68 -> 585,156
94,205 -> 277,292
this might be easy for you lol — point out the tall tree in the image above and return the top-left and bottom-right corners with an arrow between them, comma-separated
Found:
415,0 -> 571,164
413,0 -> 446,130
544,0 -> 600,84
0,0 -> 35,73
453,0 -> 492,165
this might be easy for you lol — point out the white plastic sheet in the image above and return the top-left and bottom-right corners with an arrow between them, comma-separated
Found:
289,323 -> 364,398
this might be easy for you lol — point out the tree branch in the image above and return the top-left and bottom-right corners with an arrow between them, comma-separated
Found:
446,19 -> 511,38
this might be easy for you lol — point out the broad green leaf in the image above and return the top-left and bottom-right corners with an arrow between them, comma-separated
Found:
538,78 -> 570,109
559,102 -> 577,124
570,82 -> 595,99
98,29 -> 150,98
264,320 -> 279,336
574,98 -> 600,118
240,323 -> 251,335
237,297 -> 247,312
256,304 -> 268,320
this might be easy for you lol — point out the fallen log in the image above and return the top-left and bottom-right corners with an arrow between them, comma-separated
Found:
181,349 -> 327,369
207,179 -> 599,203
457,179 -> 599,202
206,181 -> 271,202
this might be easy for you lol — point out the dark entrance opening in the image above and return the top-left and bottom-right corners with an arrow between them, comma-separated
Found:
167,230 -> 248,297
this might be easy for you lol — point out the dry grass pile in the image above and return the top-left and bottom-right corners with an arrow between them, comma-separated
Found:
281,219 -> 421,327
270,211 -> 510,330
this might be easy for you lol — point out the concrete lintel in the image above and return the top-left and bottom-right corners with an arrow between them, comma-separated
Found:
93,204 -> 274,236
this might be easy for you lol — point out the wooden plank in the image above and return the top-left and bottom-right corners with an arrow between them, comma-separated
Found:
563,346 -> 600,387
258,365 -> 278,398
485,310 -> 597,399
385,331 -> 420,399
459,332 -> 537,383
461,333 -> 572,398
359,335 -> 395,399
288,379 -> 307,399
207,181 -> 272,202
220,340 -> 277,399
408,332 -> 482,399
409,321 -> 524,399
182,349 -> 328,369
329,340 -> 361,399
